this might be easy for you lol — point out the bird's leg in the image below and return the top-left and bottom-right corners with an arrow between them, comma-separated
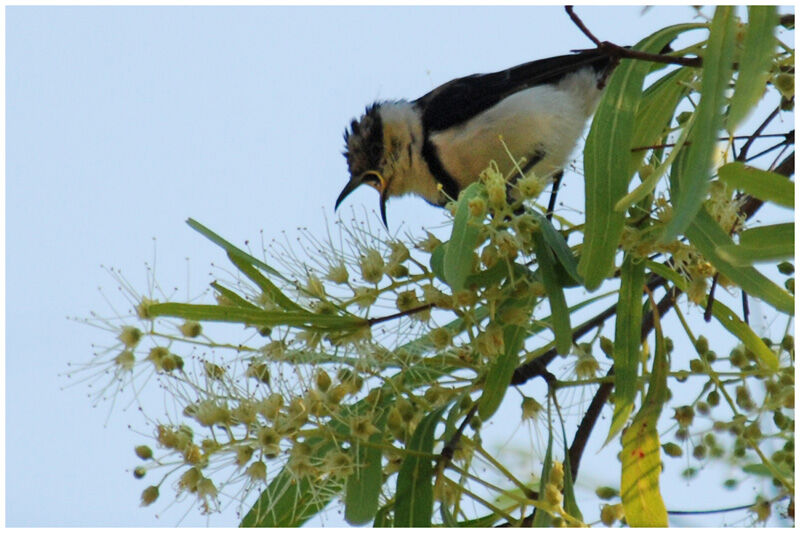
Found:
546,170 -> 564,221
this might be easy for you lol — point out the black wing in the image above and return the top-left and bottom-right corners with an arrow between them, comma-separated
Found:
415,49 -> 612,133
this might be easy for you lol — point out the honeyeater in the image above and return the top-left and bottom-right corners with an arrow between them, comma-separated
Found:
335,48 -> 616,225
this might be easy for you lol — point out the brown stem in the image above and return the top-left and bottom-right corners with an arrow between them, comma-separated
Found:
632,132 -> 792,152
366,302 -> 434,326
567,287 -> 680,479
565,6 -> 703,68
437,404 -> 478,472
737,105 -> 782,162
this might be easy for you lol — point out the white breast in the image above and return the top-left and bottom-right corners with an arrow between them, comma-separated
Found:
430,68 -> 603,187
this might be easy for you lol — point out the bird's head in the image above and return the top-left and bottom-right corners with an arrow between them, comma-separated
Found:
337,101 -> 427,226
337,103 -> 391,225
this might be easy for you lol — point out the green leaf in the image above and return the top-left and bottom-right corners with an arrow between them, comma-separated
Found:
430,242 -> 448,283
662,7 -> 737,242
210,281 -> 260,309
579,23 -> 702,289
373,503 -> 393,527
532,410 -> 555,527
742,461 -> 793,482
628,67 -> 695,177
533,231 -> 572,355
727,6 -> 778,132
645,260 -> 779,370
394,405 -> 448,527
685,207 -> 794,315
227,252 -> 305,312
718,223 -> 794,265
616,68 -> 697,211
147,302 -> 368,330
241,467 -> 342,527
532,212 -> 582,284
464,260 -> 513,289
443,183 -> 484,290
478,295 -> 536,419
344,418 -> 385,524
606,254 -> 646,444
187,218 -> 286,280
187,218 -> 314,312
742,463 -> 772,477
718,161 -> 794,208
555,405 -> 582,521
620,301 -> 669,527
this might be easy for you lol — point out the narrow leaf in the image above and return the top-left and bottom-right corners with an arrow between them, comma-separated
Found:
443,183 -> 483,290
620,296 -> 669,527
148,302 -> 368,329
532,411 -> 555,527
579,23 -> 702,289
345,418 -> 385,524
662,7 -> 737,242
187,218 -> 286,280
718,223 -> 794,265
727,6 -> 778,132
227,252 -> 305,312
533,231 -> 572,355
617,68 -> 696,211
241,467 -> 342,527
532,212 -> 582,284
210,281 -> 260,309
478,295 -> 536,419
430,242 -> 448,284
606,254 -> 646,444
628,67 -> 695,177
718,161 -> 794,208
555,405 -> 583,521
686,207 -> 794,314
394,406 -> 447,527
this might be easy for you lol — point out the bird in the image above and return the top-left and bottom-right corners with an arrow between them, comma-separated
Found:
335,48 -> 617,226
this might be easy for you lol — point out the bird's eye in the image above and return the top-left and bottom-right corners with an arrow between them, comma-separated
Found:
361,171 -> 386,191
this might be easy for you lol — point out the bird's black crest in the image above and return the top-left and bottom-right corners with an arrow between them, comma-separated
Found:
343,103 -> 384,179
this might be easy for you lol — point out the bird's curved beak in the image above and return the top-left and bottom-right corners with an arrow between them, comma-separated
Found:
335,176 -> 364,211
335,171 -> 390,227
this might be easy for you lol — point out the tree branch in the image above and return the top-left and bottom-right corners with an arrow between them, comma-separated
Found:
565,6 -> 703,68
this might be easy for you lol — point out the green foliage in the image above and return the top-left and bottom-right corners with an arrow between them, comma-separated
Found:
77,6 -> 794,528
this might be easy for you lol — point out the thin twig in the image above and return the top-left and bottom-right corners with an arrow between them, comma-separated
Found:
668,493 -> 791,515
737,105 -> 782,162
704,273 -> 719,322
437,404 -> 478,472
565,6 -> 703,68
631,132 -> 793,152
367,302 -> 434,326
546,170 -> 564,222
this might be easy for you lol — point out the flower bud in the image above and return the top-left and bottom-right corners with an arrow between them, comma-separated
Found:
135,445 -> 153,460
140,485 -> 159,506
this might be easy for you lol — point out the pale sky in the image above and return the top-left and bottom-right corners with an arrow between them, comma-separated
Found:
6,5 -> 793,527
